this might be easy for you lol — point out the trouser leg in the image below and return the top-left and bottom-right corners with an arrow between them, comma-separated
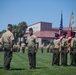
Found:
63,49 -> 67,66
53,50 -> 57,64
61,50 -> 64,65
28,47 -> 36,68
33,52 -> 36,68
4,49 -> 13,69
56,49 -> 60,65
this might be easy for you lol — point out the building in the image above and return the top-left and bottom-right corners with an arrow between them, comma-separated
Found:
26,22 -> 52,32
25,22 -> 76,47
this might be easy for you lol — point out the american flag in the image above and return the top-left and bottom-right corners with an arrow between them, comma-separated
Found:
59,12 -> 63,41
68,11 -> 74,50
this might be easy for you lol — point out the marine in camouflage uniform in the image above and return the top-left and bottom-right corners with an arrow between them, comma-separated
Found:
0,37 -> 2,51
46,42 -> 50,53
26,28 -> 39,69
21,41 -> 25,53
52,33 -> 60,65
70,32 -> 76,66
1,24 -> 14,70
61,31 -> 68,66
40,43 -> 44,53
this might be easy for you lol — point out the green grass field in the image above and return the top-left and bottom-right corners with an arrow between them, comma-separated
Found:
0,49 -> 76,75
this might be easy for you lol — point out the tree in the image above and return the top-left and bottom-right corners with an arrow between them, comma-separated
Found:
12,25 -> 19,33
0,21 -> 28,44
1,30 -> 6,34
0,32 -> 2,37
18,21 -> 28,45
12,25 -> 19,44
12,25 -> 19,39
18,21 -> 28,37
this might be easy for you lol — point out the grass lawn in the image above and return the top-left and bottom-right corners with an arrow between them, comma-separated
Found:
0,49 -> 76,75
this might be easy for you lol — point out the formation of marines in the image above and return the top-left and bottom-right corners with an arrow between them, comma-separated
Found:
52,31 -> 76,66
0,24 -> 76,70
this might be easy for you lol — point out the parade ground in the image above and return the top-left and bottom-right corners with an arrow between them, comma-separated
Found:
0,49 -> 76,75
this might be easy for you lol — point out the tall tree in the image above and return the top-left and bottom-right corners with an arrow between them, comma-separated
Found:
1,30 -> 6,34
12,25 -> 19,33
12,25 -> 19,44
18,21 -> 28,37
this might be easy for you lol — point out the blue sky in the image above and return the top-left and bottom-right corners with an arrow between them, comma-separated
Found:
0,0 -> 76,31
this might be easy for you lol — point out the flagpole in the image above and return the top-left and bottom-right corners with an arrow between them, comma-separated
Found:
59,11 -> 63,65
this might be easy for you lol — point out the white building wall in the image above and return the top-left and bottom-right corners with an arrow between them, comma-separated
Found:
37,38 -> 42,47
26,23 -> 41,33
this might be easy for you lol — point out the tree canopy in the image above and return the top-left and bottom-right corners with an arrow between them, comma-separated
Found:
14,22 -> 27,38
1,21 -> 28,37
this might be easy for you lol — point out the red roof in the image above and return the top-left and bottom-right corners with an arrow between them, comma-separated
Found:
34,31 -> 58,38
52,27 -> 76,31
24,30 -> 58,39
63,27 -> 76,31
24,27 -> 76,40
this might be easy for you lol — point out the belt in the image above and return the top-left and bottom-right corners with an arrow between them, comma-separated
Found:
4,42 -> 10,44
54,48 -> 59,50
28,46 -> 35,48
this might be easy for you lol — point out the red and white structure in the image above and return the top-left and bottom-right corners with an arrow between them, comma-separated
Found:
25,21 -> 76,47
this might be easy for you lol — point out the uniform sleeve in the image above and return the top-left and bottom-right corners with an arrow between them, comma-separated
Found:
58,39 -> 60,45
52,40 -> 55,47
53,40 -> 55,44
35,36 -> 38,43
58,39 -> 60,42
1,34 -> 4,43
61,39 -> 64,46
10,33 -> 14,41
66,38 -> 68,46
71,39 -> 73,47
71,38 -> 76,47
26,37 -> 28,43
0,38 -> 2,43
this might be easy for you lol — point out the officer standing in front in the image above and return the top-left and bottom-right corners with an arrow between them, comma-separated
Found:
52,33 -> 60,65
70,32 -> 76,66
1,24 -> 14,70
61,31 -> 68,66
26,28 -> 39,69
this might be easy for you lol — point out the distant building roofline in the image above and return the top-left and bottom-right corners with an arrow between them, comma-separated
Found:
28,21 -> 52,27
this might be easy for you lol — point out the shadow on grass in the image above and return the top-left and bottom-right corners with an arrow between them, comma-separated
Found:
35,66 -> 48,69
11,68 -> 25,70
0,67 -> 3,69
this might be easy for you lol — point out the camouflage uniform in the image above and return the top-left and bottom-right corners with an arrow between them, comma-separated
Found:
0,38 -> 2,51
70,32 -> 76,66
46,43 -> 50,53
52,33 -> 60,65
41,43 -> 44,53
21,42 -> 25,53
26,34 -> 38,69
61,32 -> 68,66
50,43 -> 54,53
13,44 -> 17,52
1,27 -> 14,70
